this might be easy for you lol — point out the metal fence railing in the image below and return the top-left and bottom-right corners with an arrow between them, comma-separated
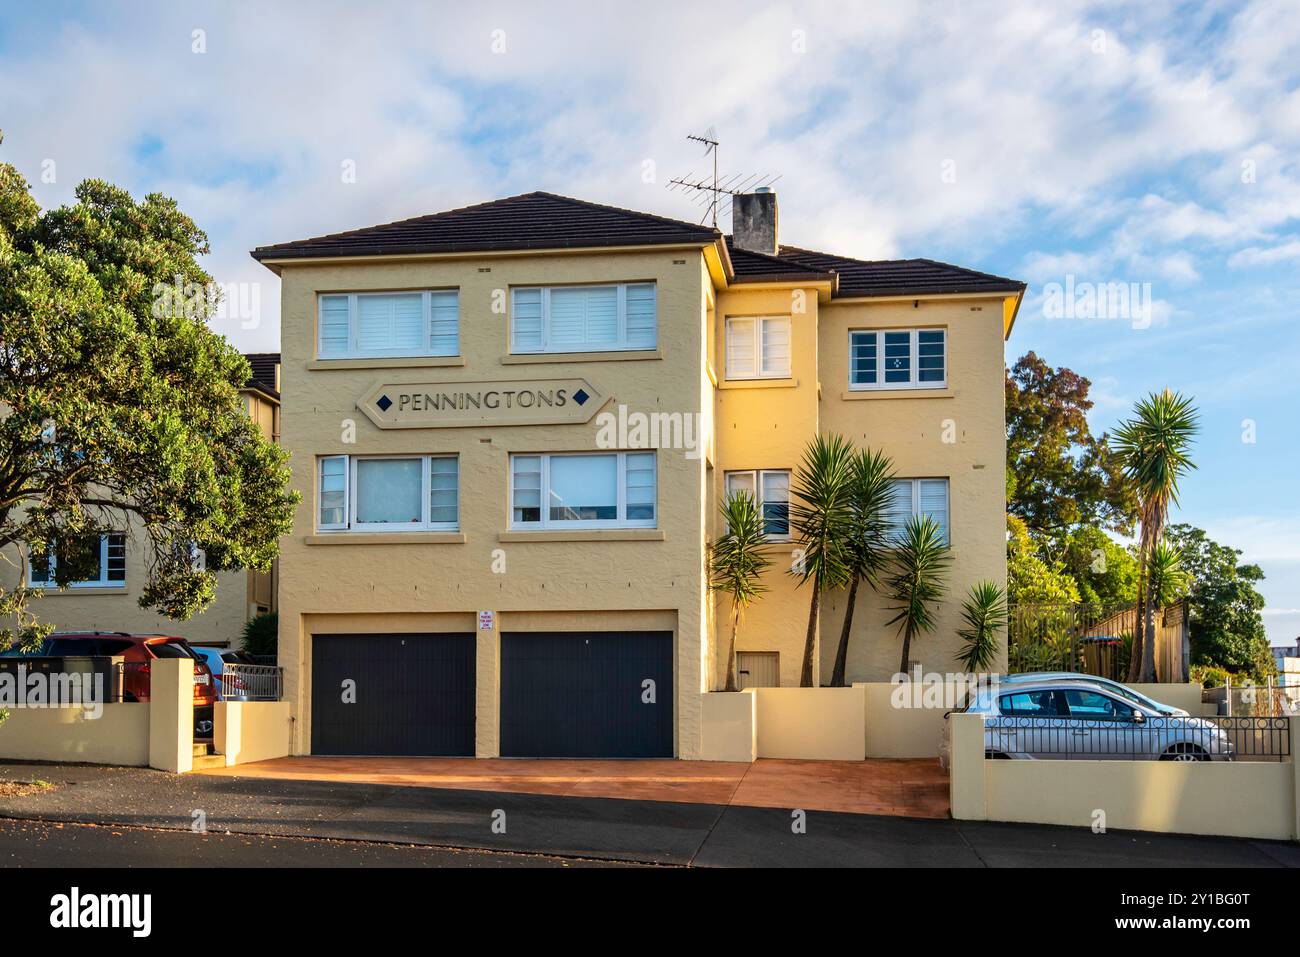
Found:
982,715 -> 1291,762
218,663 -> 283,702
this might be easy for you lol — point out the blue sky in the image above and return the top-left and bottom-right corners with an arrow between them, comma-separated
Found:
2,0 -> 1297,642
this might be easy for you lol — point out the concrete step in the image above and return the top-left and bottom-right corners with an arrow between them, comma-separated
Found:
191,754 -> 227,771
192,742 -> 212,758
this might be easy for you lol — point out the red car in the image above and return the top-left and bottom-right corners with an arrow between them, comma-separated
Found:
40,632 -> 218,734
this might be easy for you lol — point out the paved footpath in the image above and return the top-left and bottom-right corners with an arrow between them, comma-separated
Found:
1,762 -> 1296,868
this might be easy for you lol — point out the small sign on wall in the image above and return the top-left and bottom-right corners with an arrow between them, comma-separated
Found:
478,610 -> 496,632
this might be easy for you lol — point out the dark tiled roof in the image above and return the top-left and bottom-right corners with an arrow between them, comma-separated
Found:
243,352 -> 280,395
768,243 -> 1025,298
251,192 -> 719,261
727,243 -> 837,284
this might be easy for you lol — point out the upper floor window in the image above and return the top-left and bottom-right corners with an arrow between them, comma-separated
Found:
30,533 -> 127,588
883,478 -> 950,546
726,316 -> 790,379
510,452 -> 656,529
317,454 -> 459,532
724,469 -> 790,539
318,291 -> 459,359
849,328 -> 946,390
511,283 -> 656,354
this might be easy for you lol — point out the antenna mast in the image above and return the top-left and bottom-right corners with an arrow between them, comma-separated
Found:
667,130 -> 781,228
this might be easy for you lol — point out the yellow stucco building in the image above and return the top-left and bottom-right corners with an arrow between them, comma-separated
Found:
251,190 -> 1023,759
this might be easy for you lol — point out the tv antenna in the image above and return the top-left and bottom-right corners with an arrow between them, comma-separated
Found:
667,130 -> 781,228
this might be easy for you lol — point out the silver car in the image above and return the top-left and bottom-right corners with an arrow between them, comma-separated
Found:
939,678 -> 1233,766
998,671 -> 1189,715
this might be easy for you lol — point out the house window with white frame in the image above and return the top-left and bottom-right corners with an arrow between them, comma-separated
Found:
29,533 -> 127,587
724,469 -> 790,539
317,290 -> 459,359
510,452 -> 656,529
849,328 -> 946,389
317,455 -> 459,531
510,283 -> 656,354
883,478 -> 950,545
726,315 -> 791,379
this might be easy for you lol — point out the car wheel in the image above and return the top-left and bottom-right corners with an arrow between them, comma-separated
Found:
1161,743 -> 1208,762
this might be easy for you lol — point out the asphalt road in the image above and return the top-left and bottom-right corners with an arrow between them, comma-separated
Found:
0,818 -> 628,868
1,761 -> 1297,868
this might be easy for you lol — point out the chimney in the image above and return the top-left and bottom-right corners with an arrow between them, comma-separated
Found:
732,188 -> 779,256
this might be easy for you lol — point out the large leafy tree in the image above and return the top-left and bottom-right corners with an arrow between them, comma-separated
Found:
0,164 -> 298,653
1165,524 -> 1271,677
1059,526 -> 1140,606
1006,351 -> 1135,538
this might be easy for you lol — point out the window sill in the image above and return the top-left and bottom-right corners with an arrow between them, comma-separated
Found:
719,377 -> 799,390
307,356 -> 465,370
840,387 -> 953,400
304,533 -> 466,545
500,349 -> 662,365
34,585 -> 128,595
498,529 -> 666,543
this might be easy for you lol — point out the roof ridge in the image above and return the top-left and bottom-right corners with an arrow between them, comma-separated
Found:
535,191 -> 720,237
779,244 -> 1023,286
252,191 -> 716,256
724,236 -> 835,272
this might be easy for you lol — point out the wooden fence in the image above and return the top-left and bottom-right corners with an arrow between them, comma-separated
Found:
1007,599 -> 1189,682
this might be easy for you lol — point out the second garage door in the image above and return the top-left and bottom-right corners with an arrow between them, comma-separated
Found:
500,631 -> 674,758
311,633 -> 475,756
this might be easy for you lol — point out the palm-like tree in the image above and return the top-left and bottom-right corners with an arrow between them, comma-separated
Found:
829,448 -> 896,686
1112,389 -> 1198,683
956,580 -> 1008,672
788,433 -> 856,687
1146,540 -> 1189,608
883,515 -> 951,676
708,491 -> 772,692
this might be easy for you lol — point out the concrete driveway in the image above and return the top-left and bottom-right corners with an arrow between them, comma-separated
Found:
193,756 -> 952,818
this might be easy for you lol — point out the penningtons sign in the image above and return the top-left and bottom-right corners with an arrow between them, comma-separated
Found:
358,377 -> 607,429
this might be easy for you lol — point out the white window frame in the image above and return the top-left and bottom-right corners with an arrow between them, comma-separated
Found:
725,315 -> 791,380
509,451 -> 657,530
724,469 -> 792,541
317,290 -> 460,360
848,328 -> 947,390
886,478 -> 951,546
316,454 -> 460,532
29,533 -> 126,588
509,283 -> 657,354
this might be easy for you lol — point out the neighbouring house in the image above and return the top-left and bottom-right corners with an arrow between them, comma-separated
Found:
1,354 -> 281,649
251,190 -> 1023,759
1273,639 -> 1300,686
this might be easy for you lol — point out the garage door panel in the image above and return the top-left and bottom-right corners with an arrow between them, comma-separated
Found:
311,633 -> 475,756
501,631 -> 672,758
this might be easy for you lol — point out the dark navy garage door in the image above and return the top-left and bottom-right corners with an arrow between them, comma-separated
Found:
500,631 -> 673,758
311,634 -> 475,756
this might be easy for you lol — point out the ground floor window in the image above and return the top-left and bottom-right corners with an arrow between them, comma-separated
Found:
884,478 -> 950,545
29,533 -> 127,587
510,451 -> 656,529
317,454 -> 459,532
724,469 -> 790,539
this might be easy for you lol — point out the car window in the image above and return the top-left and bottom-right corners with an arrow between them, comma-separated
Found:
1064,688 -> 1135,720
998,691 -> 1061,716
148,641 -> 196,659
